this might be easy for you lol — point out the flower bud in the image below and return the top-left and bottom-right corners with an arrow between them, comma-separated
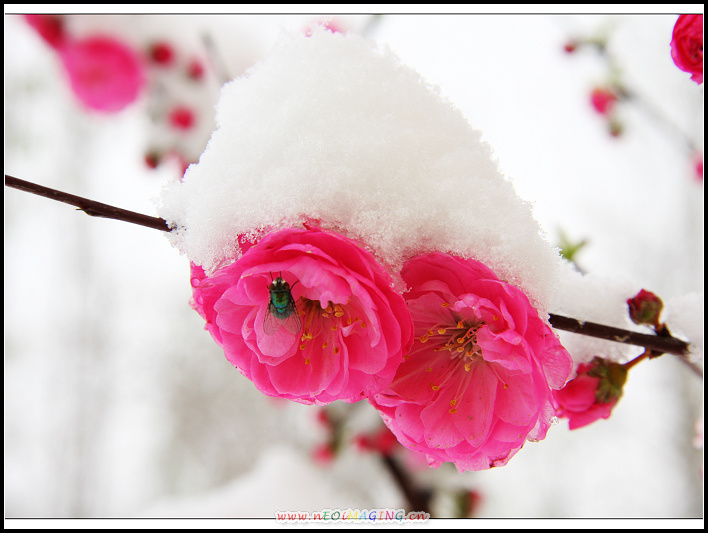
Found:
627,289 -> 663,327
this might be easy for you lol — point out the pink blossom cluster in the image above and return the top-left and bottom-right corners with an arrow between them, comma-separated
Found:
191,226 -> 575,471
23,15 -> 231,176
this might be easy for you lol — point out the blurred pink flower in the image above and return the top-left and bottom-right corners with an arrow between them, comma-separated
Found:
370,253 -> 573,472
354,424 -> 400,455
190,227 -> 413,405
671,14 -> 703,84
694,152 -> 703,183
553,357 -> 626,430
59,35 -> 145,112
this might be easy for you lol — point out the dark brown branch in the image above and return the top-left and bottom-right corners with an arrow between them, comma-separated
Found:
4,175 -> 701,373
548,314 -> 690,357
5,174 -> 172,233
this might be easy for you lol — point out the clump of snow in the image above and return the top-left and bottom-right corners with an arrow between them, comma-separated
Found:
550,262 -> 647,365
158,29 -> 563,309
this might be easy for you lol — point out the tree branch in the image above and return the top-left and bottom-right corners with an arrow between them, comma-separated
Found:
5,174 -> 172,233
5,175 -> 700,373
548,314 -> 691,358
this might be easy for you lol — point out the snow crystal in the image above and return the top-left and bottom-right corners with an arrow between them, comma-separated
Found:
158,29 -> 563,309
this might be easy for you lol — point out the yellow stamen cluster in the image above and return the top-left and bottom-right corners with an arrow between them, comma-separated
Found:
418,317 -> 483,371
297,297 -> 361,361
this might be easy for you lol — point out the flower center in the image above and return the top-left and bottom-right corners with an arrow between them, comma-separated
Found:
297,297 -> 365,356
418,319 -> 483,371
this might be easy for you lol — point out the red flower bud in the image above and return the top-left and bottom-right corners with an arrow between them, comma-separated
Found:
187,59 -> 204,81
149,41 -> 174,66
168,105 -> 195,131
627,289 -> 663,327
563,40 -> 578,53
144,151 -> 161,169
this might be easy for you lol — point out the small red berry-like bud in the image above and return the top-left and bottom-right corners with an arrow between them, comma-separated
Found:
168,106 -> 195,131
563,40 -> 578,53
149,41 -> 174,65
144,151 -> 161,169
186,59 -> 204,80
627,289 -> 663,327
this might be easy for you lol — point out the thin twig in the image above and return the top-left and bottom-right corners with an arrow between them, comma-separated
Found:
5,174 -> 172,232
548,314 -> 691,357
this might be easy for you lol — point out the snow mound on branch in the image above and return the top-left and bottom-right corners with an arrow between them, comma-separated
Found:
158,29 -> 563,309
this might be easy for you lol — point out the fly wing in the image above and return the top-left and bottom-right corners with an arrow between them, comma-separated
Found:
281,301 -> 302,335
263,301 -> 302,336
263,302 -> 281,335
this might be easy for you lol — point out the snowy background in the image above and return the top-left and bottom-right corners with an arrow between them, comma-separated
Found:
4,12 -> 703,520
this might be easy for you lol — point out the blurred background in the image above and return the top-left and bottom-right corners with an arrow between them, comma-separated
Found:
4,11 -> 703,520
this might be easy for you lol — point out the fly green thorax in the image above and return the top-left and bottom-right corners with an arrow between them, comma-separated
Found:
268,278 -> 295,315
264,276 -> 301,335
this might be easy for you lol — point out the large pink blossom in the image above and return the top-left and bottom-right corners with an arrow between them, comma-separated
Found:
190,227 -> 413,405
58,35 -> 145,112
671,14 -> 703,84
370,252 -> 573,472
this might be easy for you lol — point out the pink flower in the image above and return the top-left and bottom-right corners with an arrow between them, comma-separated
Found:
58,35 -> 145,112
190,227 -> 413,405
553,357 -> 626,430
590,87 -> 618,116
671,14 -> 703,84
370,253 -> 573,472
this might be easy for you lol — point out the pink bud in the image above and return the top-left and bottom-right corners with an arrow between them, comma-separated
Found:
168,106 -> 195,130
627,289 -> 663,327
187,59 -> 205,80
149,41 -> 174,66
